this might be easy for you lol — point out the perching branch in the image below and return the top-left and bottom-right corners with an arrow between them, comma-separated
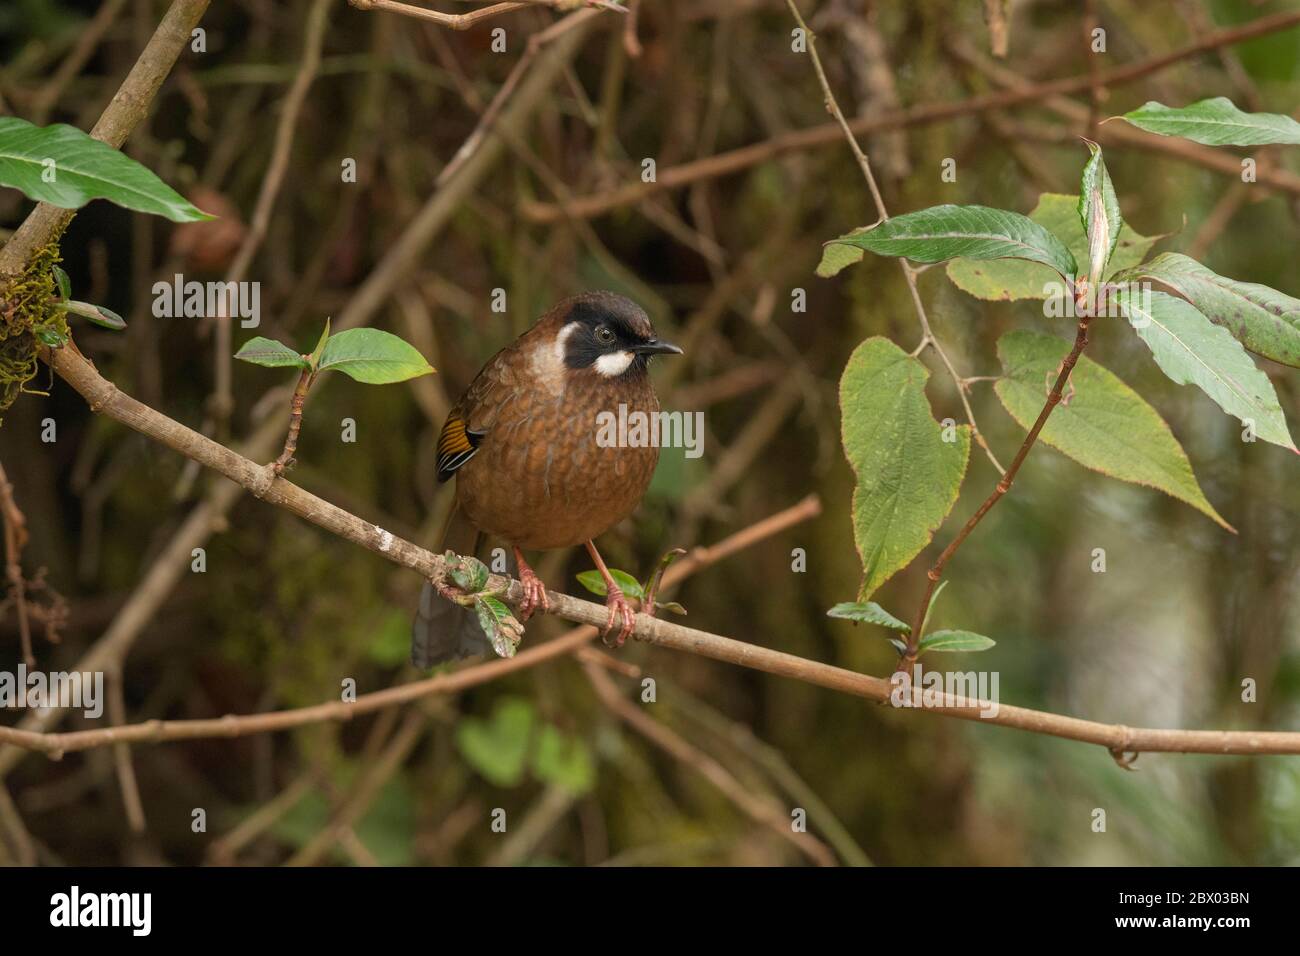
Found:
15,344 -> 1300,757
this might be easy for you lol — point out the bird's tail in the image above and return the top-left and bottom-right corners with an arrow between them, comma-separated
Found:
411,503 -> 492,668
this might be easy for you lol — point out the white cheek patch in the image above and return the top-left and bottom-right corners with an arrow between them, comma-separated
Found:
594,350 -> 635,377
552,322 -> 580,365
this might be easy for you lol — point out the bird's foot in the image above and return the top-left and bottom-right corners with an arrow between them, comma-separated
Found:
513,547 -> 550,621
601,587 -> 637,647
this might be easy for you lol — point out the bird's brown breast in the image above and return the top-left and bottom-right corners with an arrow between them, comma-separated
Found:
454,360 -> 661,551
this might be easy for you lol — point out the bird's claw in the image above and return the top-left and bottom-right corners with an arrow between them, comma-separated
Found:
601,587 -> 637,647
517,566 -> 550,621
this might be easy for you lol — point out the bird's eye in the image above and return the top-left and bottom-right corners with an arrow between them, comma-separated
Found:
595,326 -> 615,344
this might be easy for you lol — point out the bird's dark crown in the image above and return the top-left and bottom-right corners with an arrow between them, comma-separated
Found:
556,293 -> 681,376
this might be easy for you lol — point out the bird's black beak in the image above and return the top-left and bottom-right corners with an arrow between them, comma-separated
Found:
633,339 -> 684,356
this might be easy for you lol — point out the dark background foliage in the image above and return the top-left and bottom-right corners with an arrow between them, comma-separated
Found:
1,0 -> 1298,866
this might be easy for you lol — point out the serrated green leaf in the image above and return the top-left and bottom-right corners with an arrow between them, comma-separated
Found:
235,336 -> 310,370
0,117 -> 212,221
828,204 -> 1077,281
1119,97 -> 1300,147
1079,140 -> 1123,284
1123,253 -> 1300,368
575,568 -> 644,600
1115,289 -> 1296,452
816,227 -> 868,277
475,594 -> 524,659
455,698 -> 535,787
317,328 -> 435,384
994,330 -> 1231,530
827,601 -> 911,632
532,725 -> 596,795
54,299 -> 126,330
840,337 -> 970,600
917,629 -> 996,655
946,194 -> 1157,301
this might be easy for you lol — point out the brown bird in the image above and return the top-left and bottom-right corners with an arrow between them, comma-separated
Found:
412,291 -> 682,667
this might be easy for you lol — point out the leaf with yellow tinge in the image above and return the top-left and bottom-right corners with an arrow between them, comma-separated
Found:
946,193 -> 1159,302
840,337 -> 970,600
994,330 -> 1232,531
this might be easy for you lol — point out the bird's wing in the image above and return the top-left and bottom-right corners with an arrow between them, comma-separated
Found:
435,411 -> 484,483
435,341 -> 522,483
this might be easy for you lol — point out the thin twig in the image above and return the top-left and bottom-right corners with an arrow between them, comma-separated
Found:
211,0 -> 330,437
272,367 -> 317,473
784,0 -> 1005,473
584,661 -> 838,866
0,462 -> 33,666
518,7 -> 1300,224
902,305 -> 1095,666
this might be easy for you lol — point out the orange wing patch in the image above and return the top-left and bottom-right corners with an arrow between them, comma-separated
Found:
437,413 -> 484,483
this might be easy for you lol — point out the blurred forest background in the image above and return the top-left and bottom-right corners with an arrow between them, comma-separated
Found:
1,0 -> 1299,866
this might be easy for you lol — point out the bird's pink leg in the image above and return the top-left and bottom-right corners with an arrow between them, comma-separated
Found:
512,546 -> 550,621
585,540 -> 636,646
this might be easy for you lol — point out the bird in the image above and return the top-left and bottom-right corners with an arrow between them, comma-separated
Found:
411,291 -> 683,667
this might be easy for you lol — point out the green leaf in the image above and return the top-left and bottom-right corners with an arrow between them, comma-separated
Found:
655,600 -> 687,616
54,299 -> 126,330
946,194 -> 1158,301
1118,97 -> 1300,147
52,265 -> 71,301
1078,140 -> 1123,284
446,552 -> 491,594
827,204 -> 1077,281
1115,289 -> 1296,452
994,330 -> 1231,530
308,318 -> 331,370
816,227 -> 868,277
641,547 -> 685,604
34,326 -> 67,348
235,336 -> 310,370
840,337 -> 970,600
919,579 -> 947,638
827,601 -> 911,632
0,117 -> 211,222
1123,253 -> 1300,368
917,629 -> 996,655
455,698 -> 535,787
474,594 -> 524,659
317,328 -> 435,384
531,726 -> 596,795
575,568 -> 644,600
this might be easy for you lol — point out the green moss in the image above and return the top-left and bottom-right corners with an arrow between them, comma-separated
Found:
0,243 -> 69,418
